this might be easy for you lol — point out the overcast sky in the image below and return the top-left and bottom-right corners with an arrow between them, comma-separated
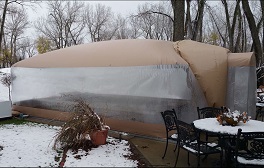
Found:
89,1 -> 151,15
27,1 -> 155,20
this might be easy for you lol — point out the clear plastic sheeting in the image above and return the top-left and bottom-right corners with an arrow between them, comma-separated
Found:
226,66 -> 256,118
11,65 -> 207,124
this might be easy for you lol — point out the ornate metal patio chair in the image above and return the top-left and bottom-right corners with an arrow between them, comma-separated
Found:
232,128 -> 264,167
197,106 -> 224,119
197,107 -> 224,141
174,119 -> 222,167
160,109 -> 178,159
197,106 -> 224,161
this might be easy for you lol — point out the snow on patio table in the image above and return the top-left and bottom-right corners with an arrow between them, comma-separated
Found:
193,118 -> 264,135
0,123 -> 138,167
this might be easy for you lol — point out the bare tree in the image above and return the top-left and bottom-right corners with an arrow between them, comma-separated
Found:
204,4 -> 226,46
35,1 -> 85,50
0,0 -> 10,55
127,16 -> 142,39
134,3 -> 156,39
113,14 -> 129,40
147,2 -> 173,40
17,38 -> 36,59
0,0 -> 28,59
5,5 -> 28,64
242,0 -> 262,66
130,2 -> 173,41
205,1 -> 252,52
133,0 -> 205,42
83,3 -> 117,42
185,0 -> 206,41
221,0 -> 241,52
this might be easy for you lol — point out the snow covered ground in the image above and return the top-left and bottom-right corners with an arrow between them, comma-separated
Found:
0,123 -> 138,167
0,68 -> 138,167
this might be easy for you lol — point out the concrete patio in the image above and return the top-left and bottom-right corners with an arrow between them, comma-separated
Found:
125,134 -> 222,167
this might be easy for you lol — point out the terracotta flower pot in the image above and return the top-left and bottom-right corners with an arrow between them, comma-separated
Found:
90,129 -> 108,145
224,117 -> 239,126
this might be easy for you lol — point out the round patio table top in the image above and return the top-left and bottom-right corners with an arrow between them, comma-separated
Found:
193,118 -> 264,135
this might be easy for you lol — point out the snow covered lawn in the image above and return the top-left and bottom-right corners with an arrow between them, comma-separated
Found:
0,122 -> 138,167
0,68 -> 140,167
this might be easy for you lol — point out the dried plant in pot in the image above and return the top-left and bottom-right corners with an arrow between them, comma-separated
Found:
53,99 -> 110,152
217,107 -> 250,126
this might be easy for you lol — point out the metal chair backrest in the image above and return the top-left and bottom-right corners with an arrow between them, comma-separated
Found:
175,119 -> 196,144
197,106 -> 223,119
160,109 -> 177,132
160,109 -> 178,159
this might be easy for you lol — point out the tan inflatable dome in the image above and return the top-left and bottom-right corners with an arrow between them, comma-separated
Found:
13,39 -> 232,107
11,39 -> 256,138
13,39 -> 188,68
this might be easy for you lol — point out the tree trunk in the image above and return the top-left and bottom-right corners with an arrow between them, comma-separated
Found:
261,0 -> 264,63
242,0 -> 262,66
0,0 -> 8,55
207,5 -> 226,47
222,0 -> 232,50
171,0 -> 185,41
185,0 -> 191,39
243,14 -> 247,52
234,7 -> 242,53
13,35 -> 17,64
222,0 -> 241,52
193,0 -> 205,42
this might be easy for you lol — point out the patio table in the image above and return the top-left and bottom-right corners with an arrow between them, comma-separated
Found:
193,118 -> 264,136
193,118 -> 264,166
